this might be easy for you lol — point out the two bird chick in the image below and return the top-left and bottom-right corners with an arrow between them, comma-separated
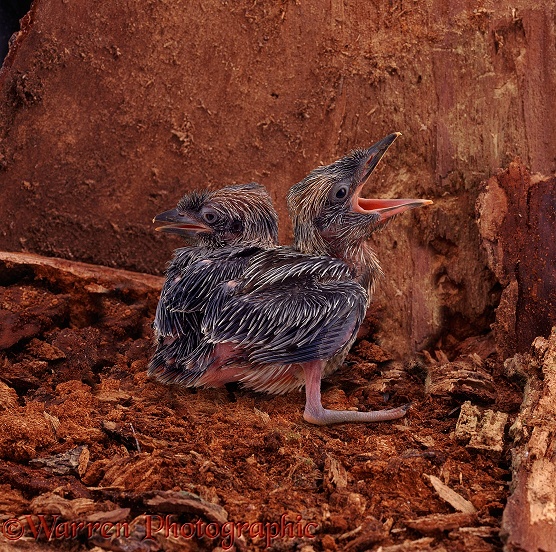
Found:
149,133 -> 432,425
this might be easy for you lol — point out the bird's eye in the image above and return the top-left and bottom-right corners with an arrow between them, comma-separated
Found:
330,184 -> 349,202
201,209 -> 218,223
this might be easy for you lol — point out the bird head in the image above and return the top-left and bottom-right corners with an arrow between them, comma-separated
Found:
153,182 -> 279,248
287,133 -> 432,257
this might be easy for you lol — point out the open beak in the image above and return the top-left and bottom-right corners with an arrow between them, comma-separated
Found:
359,132 -> 402,183
353,197 -> 433,221
152,208 -> 210,236
351,132 -> 433,222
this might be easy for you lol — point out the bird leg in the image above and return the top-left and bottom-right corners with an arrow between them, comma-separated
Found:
302,361 -> 410,425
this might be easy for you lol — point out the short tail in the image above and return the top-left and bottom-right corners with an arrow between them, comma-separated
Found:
148,340 -> 215,387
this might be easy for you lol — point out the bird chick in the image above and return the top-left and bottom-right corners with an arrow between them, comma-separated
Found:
149,182 -> 279,384
178,133 -> 432,425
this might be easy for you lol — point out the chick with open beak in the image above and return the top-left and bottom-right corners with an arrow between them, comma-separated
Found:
279,132 -> 432,423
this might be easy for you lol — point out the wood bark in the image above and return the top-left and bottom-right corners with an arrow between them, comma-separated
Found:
501,329 -> 556,551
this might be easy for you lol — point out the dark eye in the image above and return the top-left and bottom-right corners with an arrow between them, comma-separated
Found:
330,184 -> 349,202
335,187 -> 348,199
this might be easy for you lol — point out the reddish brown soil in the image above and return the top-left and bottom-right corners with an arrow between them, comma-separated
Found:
0,253 -> 524,551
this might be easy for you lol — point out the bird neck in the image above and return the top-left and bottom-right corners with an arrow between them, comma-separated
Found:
294,228 -> 381,296
198,232 -> 276,249
329,240 -> 381,296
232,233 -> 277,248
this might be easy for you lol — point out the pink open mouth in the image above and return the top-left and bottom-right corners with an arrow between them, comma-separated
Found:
350,132 -> 433,221
353,194 -> 433,222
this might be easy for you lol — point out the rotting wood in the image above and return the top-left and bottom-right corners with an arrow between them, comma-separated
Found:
501,328 -> 556,552
467,409 -> 508,457
144,490 -> 228,525
0,462 -> 92,499
102,421 -> 142,452
424,351 -> 496,403
0,250 -> 163,303
0,247 -> 536,552
85,507 -> 131,524
324,454 -> 348,491
405,512 -> 477,535
27,338 -> 66,361
0,380 -> 18,411
378,537 -> 436,551
253,407 -> 271,424
343,518 -> 386,551
29,445 -> 89,478
0,250 -> 163,286
365,362 -> 408,395
454,401 -> 508,458
454,401 -> 481,441
29,491 -> 96,519
477,167 -> 556,358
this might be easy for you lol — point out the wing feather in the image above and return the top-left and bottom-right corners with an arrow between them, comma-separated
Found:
203,253 -> 367,366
